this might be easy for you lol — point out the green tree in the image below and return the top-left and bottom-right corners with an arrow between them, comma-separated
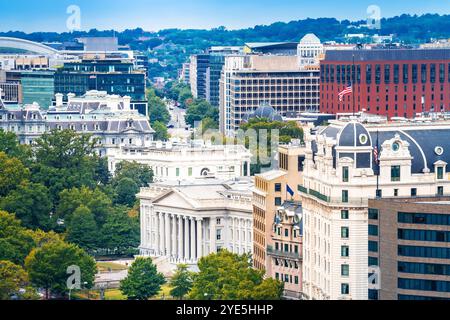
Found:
100,206 -> 140,255
190,250 -> 283,300
148,88 -> 170,125
0,260 -> 30,300
66,205 -> 98,251
185,99 -> 219,127
170,264 -> 193,300
0,152 -> 30,197
25,240 -> 96,299
113,161 -> 153,187
0,211 -> 35,265
0,182 -> 52,231
120,257 -> 166,300
114,178 -> 139,207
0,129 -> 32,165
31,130 -> 101,201
57,186 -> 112,226
152,120 -> 170,141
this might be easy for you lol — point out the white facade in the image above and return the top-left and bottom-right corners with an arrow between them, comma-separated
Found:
107,140 -> 252,181
300,120 -> 450,300
138,179 -> 254,266
297,33 -> 324,69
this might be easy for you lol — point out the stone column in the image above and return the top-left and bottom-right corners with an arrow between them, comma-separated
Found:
196,218 -> 203,260
190,217 -> 195,262
238,218 -> 242,254
158,212 -> 164,255
209,218 -> 216,254
178,215 -> 183,261
172,214 -> 177,258
184,217 -> 189,262
165,213 -> 171,256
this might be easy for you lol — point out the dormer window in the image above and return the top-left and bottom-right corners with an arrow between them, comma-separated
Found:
342,166 -> 349,182
392,142 -> 400,152
391,165 -> 401,182
437,166 -> 444,180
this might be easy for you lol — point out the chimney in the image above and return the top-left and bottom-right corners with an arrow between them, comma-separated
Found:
67,93 -> 76,103
123,96 -> 131,111
55,93 -> 63,107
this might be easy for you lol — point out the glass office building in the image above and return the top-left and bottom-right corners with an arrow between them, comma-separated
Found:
21,70 -> 55,109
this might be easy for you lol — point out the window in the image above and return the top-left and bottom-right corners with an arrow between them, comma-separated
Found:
284,229 -> 289,237
188,167 -> 193,176
341,227 -> 349,239
275,197 -> 282,206
394,189 -> 399,197
437,186 -> 444,196
342,166 -> 349,182
369,241 -> 379,252
341,283 -> 350,295
216,229 -> 222,240
341,246 -> 349,257
342,190 -> 349,203
376,189 -> 382,198
341,264 -> 350,276
391,165 -> 401,182
341,210 -> 349,220
294,276 -> 299,285
411,188 -> 417,197
216,218 -> 222,225
437,167 -> 444,180
369,257 -> 379,266
176,168 -> 180,177
275,183 -> 282,192
369,225 -> 379,236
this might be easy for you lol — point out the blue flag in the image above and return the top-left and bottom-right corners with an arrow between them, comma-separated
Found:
287,185 -> 294,197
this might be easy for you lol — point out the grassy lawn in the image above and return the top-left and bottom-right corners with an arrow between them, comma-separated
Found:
97,261 -> 128,272
105,289 -> 126,300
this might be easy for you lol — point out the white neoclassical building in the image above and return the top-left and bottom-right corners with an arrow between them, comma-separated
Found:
300,119 -> 450,300
107,140 -> 252,181
138,179 -> 253,266
297,33 -> 324,69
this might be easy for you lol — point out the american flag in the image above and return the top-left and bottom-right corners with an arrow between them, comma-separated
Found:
338,84 -> 353,102
373,145 -> 379,164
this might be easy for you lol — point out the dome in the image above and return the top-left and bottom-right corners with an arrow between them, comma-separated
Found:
300,33 -> 321,44
337,122 -> 372,147
242,103 -> 283,123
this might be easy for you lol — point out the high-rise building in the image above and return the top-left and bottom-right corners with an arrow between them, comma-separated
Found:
319,49 -> 450,118
368,196 -> 450,300
189,54 -> 210,100
220,55 -> 320,136
54,59 -> 147,115
300,118 -> 450,300
21,70 -> 55,109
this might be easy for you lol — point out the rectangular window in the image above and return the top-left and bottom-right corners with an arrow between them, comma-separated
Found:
284,229 -> 289,237
411,188 -> 417,197
421,64 -> 427,83
430,64 -> 436,83
375,64 -> 381,84
341,210 -> 349,220
275,197 -> 282,206
391,165 -> 401,182
437,186 -> 444,196
341,227 -> 349,239
341,245 -> 350,257
342,166 -> 349,182
188,167 -> 193,176
437,167 -> 444,180
394,64 -> 400,84
369,256 -> 379,266
176,168 -> 180,177
342,190 -> 349,203
369,225 -> 379,236
341,264 -> 350,276
369,241 -> 379,252
341,283 -> 350,295
275,183 -> 282,192
403,64 -> 409,84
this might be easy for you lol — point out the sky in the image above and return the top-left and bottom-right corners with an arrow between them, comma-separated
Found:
0,0 -> 449,33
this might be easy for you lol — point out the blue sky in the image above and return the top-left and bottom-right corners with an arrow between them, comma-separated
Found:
0,0 -> 448,32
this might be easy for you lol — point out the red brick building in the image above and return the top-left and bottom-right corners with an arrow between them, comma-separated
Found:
320,49 -> 450,118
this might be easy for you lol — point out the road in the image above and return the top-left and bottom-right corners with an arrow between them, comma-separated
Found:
166,100 -> 191,141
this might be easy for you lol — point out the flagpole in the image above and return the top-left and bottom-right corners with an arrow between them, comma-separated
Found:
352,53 -> 356,117
376,130 -> 380,198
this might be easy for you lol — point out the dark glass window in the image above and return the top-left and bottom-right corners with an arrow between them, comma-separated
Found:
411,188 -> 417,197
368,208 -> 379,220
341,210 -> 349,219
369,241 -> 379,252
341,264 -> 350,276
398,212 -> 450,226
393,64 -> 400,84
437,166 -> 444,180
275,183 -> 282,192
384,64 -> 390,84
341,283 -> 350,295
369,225 -> 379,236
341,245 -> 349,257
369,256 -> 379,266
439,64 -> 445,83
391,165 -> 401,181
398,278 -> 450,293
398,245 -> 450,259
375,64 -> 381,84
342,166 -> 349,182
342,190 -> 349,203
398,261 -> 450,276
412,64 -> 418,83
403,64 -> 409,84
421,64 -> 427,83
430,64 -> 436,83
275,197 -> 282,206
366,64 -> 372,84
341,227 -> 349,239
398,229 -> 450,242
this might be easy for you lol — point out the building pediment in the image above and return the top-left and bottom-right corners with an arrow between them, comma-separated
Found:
151,189 -> 197,210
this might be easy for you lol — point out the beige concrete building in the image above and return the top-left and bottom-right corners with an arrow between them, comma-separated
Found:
368,196 -> 450,300
220,55 -> 320,136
